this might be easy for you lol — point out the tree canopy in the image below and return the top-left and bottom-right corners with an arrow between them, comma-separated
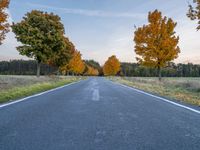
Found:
66,50 -> 85,75
12,10 -> 66,77
84,65 -> 99,76
187,0 -> 200,30
103,55 -> 120,76
0,0 -> 9,45
134,10 -> 180,80
48,37 -> 75,71
84,60 -> 101,70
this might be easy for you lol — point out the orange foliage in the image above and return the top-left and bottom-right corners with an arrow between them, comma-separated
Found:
0,0 -> 9,44
134,10 -> 180,79
103,55 -> 120,76
84,65 -> 99,76
64,50 -> 85,75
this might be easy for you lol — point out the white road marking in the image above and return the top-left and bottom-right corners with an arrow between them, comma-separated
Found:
92,89 -> 100,101
112,81 -> 200,115
0,80 -> 83,109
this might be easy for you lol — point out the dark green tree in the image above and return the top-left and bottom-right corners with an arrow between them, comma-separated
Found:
48,37 -> 75,73
187,0 -> 200,30
12,10 -> 65,77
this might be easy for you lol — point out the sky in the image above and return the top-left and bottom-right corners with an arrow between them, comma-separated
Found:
0,0 -> 200,65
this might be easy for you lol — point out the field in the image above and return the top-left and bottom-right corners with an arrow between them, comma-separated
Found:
110,77 -> 200,106
0,75 -> 84,104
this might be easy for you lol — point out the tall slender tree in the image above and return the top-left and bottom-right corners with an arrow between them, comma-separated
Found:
134,10 -> 180,81
12,10 -> 65,77
187,0 -> 200,30
0,0 -> 9,45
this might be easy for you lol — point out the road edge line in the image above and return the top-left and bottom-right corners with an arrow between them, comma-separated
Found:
111,81 -> 200,115
0,80 -> 83,109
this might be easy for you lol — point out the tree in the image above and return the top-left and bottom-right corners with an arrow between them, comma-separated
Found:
66,50 -> 85,75
84,60 -> 101,70
134,10 -> 180,81
84,65 -> 99,76
12,10 -> 65,77
84,59 -> 101,76
103,55 -> 120,76
0,0 -> 9,44
48,37 -> 75,73
187,0 -> 200,30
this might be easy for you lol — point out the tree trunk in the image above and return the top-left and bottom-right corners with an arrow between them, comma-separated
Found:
37,61 -> 41,78
157,67 -> 162,81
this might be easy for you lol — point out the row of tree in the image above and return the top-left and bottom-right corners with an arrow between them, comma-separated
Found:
11,9 -> 120,77
121,62 -> 200,77
0,1 -> 100,77
11,10 -> 88,77
0,60 -> 57,75
0,0 -> 200,78
0,59 -> 100,76
2,59 -> 200,77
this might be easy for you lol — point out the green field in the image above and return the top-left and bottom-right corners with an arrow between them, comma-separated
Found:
110,77 -> 200,106
0,75 -> 84,104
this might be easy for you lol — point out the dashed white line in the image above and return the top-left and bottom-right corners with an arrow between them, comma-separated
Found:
92,89 -> 100,101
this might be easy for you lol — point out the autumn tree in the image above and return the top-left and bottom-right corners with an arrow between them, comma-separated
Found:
12,10 -> 65,77
84,59 -> 101,76
48,37 -> 75,73
84,60 -> 101,71
66,50 -> 85,75
187,0 -> 200,30
134,10 -> 180,81
84,65 -> 99,76
103,55 -> 120,76
0,0 -> 9,44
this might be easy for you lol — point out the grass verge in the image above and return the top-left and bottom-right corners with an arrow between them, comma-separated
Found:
109,77 -> 200,106
0,76 -> 84,104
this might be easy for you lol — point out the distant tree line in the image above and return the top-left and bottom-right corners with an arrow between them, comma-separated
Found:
0,60 -> 57,75
0,59 -> 101,76
1,60 -> 200,77
121,62 -> 200,77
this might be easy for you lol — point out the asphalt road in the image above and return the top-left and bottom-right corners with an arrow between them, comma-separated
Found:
0,77 -> 200,150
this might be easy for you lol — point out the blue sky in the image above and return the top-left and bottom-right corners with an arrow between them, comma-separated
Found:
0,0 -> 200,64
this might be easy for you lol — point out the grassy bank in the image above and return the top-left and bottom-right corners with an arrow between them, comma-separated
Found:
0,75 -> 84,104
110,77 -> 200,106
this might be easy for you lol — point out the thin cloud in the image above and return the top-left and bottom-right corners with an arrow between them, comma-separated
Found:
27,3 -> 145,19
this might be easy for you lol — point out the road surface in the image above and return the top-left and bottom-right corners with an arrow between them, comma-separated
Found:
0,78 -> 200,150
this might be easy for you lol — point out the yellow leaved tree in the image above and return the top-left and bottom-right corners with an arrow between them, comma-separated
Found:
84,65 -> 99,76
103,55 -> 120,76
134,10 -> 180,81
66,50 -> 85,75
0,0 -> 9,44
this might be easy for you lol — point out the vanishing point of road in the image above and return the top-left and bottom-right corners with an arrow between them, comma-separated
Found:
0,78 -> 200,150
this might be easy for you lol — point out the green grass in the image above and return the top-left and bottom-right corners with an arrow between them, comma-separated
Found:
110,77 -> 200,106
0,76 -> 84,104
